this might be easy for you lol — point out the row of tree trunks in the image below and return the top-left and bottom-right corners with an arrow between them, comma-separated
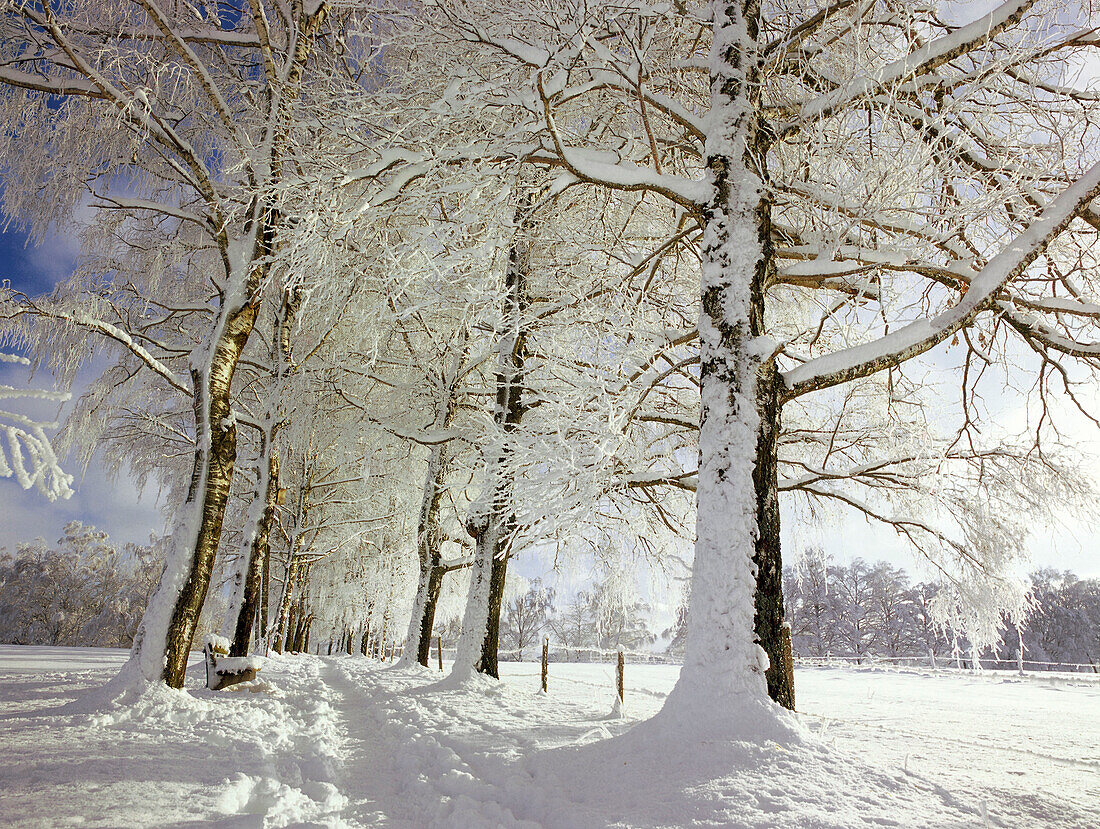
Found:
235,284 -> 300,657
272,557 -> 304,653
259,534 -> 271,652
289,603 -> 313,653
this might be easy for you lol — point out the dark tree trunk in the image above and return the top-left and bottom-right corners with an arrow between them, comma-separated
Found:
415,565 -> 446,665
743,52 -> 794,711
752,365 -> 793,708
479,553 -> 510,678
463,198 -> 530,678
272,556 -> 300,653
230,452 -> 280,657
259,534 -> 270,650
284,604 -> 299,654
292,611 -> 308,653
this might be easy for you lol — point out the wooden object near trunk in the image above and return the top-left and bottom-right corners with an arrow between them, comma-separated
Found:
204,642 -> 258,691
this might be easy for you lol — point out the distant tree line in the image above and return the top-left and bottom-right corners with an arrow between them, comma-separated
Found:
0,522 -> 162,648
1016,570 -> 1100,669
2,527 -> 1097,673
783,556 -> 944,661
437,577 -> 658,662
784,555 -> 1100,671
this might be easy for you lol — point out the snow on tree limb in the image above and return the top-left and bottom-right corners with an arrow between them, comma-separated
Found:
785,0 -> 1039,134
0,352 -> 73,501
783,161 -> 1100,399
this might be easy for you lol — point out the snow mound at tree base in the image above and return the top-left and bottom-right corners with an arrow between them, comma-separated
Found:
522,722 -> 980,828
332,658 -> 994,828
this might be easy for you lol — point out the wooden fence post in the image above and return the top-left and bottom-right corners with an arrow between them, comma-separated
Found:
437,636 -> 444,672
541,637 -> 549,693
616,650 -> 624,707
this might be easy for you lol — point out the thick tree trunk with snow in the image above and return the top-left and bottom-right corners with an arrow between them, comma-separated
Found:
660,0 -> 789,735
454,513 -> 508,679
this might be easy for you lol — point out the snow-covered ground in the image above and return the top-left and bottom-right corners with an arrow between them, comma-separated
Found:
0,646 -> 1096,828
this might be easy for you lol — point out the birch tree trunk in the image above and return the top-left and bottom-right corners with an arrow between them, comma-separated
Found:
164,297 -> 259,686
126,286 -> 260,688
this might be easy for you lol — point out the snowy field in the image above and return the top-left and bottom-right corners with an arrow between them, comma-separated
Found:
0,646 -> 1096,828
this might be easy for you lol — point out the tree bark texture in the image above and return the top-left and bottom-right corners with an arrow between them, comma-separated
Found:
752,365 -> 793,708
162,294 -> 260,688
479,551 -> 510,678
742,13 -> 794,711
231,452 -> 280,657
414,565 -> 447,665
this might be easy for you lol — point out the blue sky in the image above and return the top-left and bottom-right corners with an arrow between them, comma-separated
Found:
0,222 -> 165,551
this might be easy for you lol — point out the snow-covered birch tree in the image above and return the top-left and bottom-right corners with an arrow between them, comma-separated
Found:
0,0 -> 331,691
